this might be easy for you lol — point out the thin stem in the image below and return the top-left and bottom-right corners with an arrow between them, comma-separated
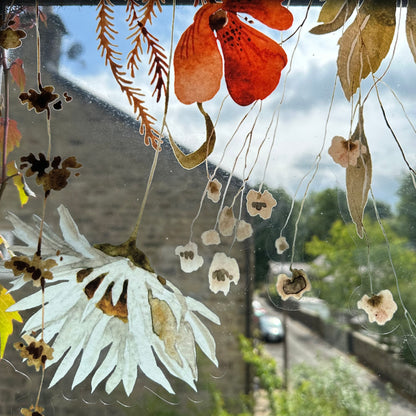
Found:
129,0 -> 176,244
1,49 -> 10,187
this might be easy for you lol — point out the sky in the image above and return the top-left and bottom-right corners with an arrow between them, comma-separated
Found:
54,4 -> 416,207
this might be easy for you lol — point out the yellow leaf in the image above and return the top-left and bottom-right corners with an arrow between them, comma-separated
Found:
337,0 -> 396,100
7,161 -> 35,207
346,107 -> 372,238
406,0 -> 416,62
0,284 -> 23,358
310,0 -> 356,35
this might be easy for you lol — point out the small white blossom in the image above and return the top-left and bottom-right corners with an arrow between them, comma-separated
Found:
175,241 -> 204,273
208,252 -> 240,296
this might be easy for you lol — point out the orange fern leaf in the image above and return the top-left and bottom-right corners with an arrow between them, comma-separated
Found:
96,0 -> 161,149
141,24 -> 168,103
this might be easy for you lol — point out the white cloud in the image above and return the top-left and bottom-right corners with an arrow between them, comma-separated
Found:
57,4 -> 416,207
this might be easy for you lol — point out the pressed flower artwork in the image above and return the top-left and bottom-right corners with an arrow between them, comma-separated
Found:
2,1 -> 416,414
5,206 -> 220,395
174,0 -> 293,105
357,290 -> 398,326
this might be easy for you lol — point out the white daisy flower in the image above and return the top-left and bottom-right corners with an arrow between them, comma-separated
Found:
5,205 -> 220,396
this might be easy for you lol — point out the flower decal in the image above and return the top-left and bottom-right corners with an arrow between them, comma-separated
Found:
5,206 -> 220,395
218,206 -> 236,236
201,229 -> 221,246
0,27 -> 26,49
275,236 -> 289,254
175,241 -> 204,273
14,335 -> 54,372
328,136 -> 367,168
19,84 -> 62,118
207,179 -> 222,203
208,252 -> 240,295
246,189 -> 277,219
174,0 -> 293,106
5,254 -> 57,287
236,220 -> 253,242
20,405 -> 45,416
276,269 -> 311,301
20,153 -> 82,196
357,289 -> 398,325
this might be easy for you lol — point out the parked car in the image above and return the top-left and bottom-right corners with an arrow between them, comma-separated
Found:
252,299 -> 266,318
258,315 -> 285,342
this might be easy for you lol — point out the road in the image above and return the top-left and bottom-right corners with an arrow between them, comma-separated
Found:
255,296 -> 416,416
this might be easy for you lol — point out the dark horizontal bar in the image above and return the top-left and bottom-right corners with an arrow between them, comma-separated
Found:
3,0 -> 408,7
4,1 -> 326,7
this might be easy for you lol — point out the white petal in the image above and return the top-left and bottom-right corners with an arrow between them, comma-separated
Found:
49,339 -> 85,388
91,329 -> 121,393
7,277 -> 27,293
122,335 -> 138,396
111,276 -> 125,306
8,288 -> 43,312
185,295 -> 220,325
57,205 -> 97,259
105,345 -> 125,394
186,311 -> 218,366
6,211 -> 38,248
72,314 -> 112,388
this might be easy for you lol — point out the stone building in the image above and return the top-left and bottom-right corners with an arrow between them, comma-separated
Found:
0,10 -> 254,416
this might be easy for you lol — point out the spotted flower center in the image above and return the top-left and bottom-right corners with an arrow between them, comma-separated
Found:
209,9 -> 228,31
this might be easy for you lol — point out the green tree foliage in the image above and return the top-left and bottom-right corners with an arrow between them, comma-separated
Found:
395,174 -> 416,246
227,336 -> 389,416
305,217 -> 416,362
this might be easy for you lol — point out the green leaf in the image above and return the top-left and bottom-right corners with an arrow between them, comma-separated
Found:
406,0 -> 416,62
337,0 -> 396,100
346,107 -> 372,238
310,0 -> 356,35
7,161 -> 35,206
0,284 -> 23,358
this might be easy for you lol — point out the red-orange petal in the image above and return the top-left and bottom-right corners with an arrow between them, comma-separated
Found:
223,0 -> 293,31
174,4 -> 223,105
217,13 -> 287,106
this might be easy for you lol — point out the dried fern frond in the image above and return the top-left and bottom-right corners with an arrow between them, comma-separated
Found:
96,0 -> 161,149
125,0 -> 168,102
142,25 -> 168,103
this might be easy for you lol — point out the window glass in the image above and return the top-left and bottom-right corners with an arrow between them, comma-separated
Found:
1,2 -> 416,415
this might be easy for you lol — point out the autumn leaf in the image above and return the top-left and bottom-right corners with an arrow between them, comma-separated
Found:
0,284 -> 23,358
337,0 -> 396,100
406,0 -> 416,62
310,0 -> 356,35
10,58 -> 26,92
7,161 -> 35,207
168,103 -> 216,169
346,107 -> 372,238
0,118 -> 22,158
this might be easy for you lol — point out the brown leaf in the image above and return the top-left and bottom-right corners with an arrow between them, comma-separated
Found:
337,0 -> 396,100
346,107 -> 372,238
168,103 -> 216,169
406,0 -> 416,62
310,0 -> 356,35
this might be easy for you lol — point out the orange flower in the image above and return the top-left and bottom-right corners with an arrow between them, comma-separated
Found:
174,0 -> 293,106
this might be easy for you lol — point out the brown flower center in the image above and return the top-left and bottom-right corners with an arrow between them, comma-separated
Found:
209,9 -> 228,31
